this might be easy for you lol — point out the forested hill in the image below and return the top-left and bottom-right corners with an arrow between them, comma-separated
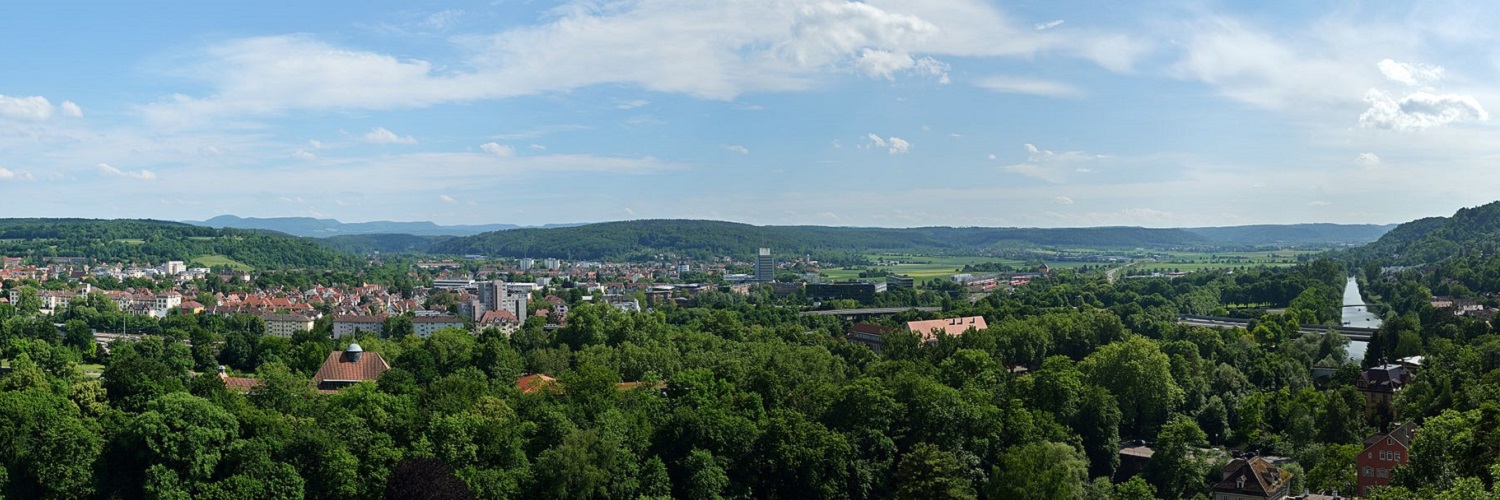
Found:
429,220 -> 1211,260
0,219 -> 356,269
1349,201 -> 1500,265
1185,223 -> 1395,246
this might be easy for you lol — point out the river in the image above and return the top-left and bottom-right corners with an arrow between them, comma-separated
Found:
1342,276 -> 1379,362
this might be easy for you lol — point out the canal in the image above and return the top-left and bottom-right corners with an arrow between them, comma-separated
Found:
1342,276 -> 1380,362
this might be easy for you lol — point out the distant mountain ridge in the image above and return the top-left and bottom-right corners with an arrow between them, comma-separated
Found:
184,215 -> 579,237
1184,223 -> 1396,245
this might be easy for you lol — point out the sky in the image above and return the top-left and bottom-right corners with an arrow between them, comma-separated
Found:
2,0 -> 1499,228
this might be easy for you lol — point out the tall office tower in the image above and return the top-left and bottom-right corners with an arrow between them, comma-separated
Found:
755,248 -> 774,282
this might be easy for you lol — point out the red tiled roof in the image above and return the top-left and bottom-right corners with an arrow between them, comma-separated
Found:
516,373 -> 559,394
220,374 -> 262,392
906,316 -> 988,342
312,349 -> 390,385
479,309 -> 519,325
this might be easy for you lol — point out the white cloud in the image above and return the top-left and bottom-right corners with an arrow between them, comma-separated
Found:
987,153 -> 997,160
726,145 -> 750,154
887,137 -> 910,154
293,149 -> 317,161
0,95 -> 55,120
864,133 -> 909,154
1308,200 -> 1332,207
423,9 -> 464,31
975,76 -> 1082,97
529,144 -> 546,150
1054,196 -> 1074,205
617,100 -> 649,110
1171,17 -> 1370,111
60,101 -> 83,117
440,194 -> 457,203
364,127 -> 417,144
1359,89 -> 1488,130
481,142 -> 515,157
143,2 -> 1144,120
1001,143 -> 1097,183
0,167 -> 34,181
1035,20 -> 1064,31
97,163 -> 158,180
1377,58 -> 1443,87
1355,152 -> 1381,166
308,140 -> 324,149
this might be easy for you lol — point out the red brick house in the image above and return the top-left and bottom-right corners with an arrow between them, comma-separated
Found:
1357,422 -> 1417,497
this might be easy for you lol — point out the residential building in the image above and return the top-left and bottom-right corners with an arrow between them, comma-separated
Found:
311,344 -> 390,392
164,261 -> 186,275
846,323 -> 894,353
261,313 -> 314,338
906,316 -> 988,342
412,315 -> 466,337
1357,422 -> 1417,497
544,258 -> 561,270
1212,456 -> 1291,500
332,315 -> 385,338
886,274 -> 914,290
518,258 -> 534,271
1357,363 -> 1412,418
755,248 -> 774,282
477,309 -> 521,335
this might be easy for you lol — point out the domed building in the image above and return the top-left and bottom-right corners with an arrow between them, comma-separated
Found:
312,343 -> 390,392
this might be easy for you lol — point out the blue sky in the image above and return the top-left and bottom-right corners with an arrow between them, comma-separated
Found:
2,0 -> 1499,227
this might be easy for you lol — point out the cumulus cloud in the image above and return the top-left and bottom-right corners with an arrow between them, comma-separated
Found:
1355,152 -> 1381,166
975,76 -> 1082,97
1377,59 -> 1443,87
617,100 -> 649,110
864,134 -> 910,154
364,127 -> 417,144
726,145 -> 750,154
481,142 -> 515,157
0,95 -> 56,120
97,163 -> 157,180
1054,196 -> 1074,205
293,149 -> 317,161
1035,20 -> 1064,31
1359,89 -> 1488,130
59,101 -> 83,117
529,144 -> 546,150
0,167 -> 35,181
1000,143 -> 1098,183
142,2 -> 1144,119
855,50 -> 951,83
440,194 -> 457,203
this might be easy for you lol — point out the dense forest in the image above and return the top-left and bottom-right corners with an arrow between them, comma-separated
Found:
0,219 -> 357,270
430,220 -> 1213,260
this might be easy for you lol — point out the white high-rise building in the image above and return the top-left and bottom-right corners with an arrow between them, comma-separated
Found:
755,248 -> 774,282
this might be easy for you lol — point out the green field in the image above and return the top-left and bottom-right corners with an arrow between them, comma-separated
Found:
820,254 -> 1040,283
1126,249 -> 1323,273
818,249 -> 1325,283
191,254 -> 253,271
113,239 -> 144,245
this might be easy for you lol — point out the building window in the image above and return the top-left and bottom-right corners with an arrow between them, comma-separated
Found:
1364,467 -> 1374,477
1379,451 -> 1387,460
1378,468 -> 1388,478
1393,452 -> 1401,461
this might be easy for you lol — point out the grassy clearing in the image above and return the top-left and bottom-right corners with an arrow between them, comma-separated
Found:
187,236 -> 216,241
191,254 -> 253,271
113,239 -> 145,245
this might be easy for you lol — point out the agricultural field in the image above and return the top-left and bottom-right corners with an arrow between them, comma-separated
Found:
819,254 -> 1039,282
1125,249 -> 1325,273
190,254 -> 253,271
